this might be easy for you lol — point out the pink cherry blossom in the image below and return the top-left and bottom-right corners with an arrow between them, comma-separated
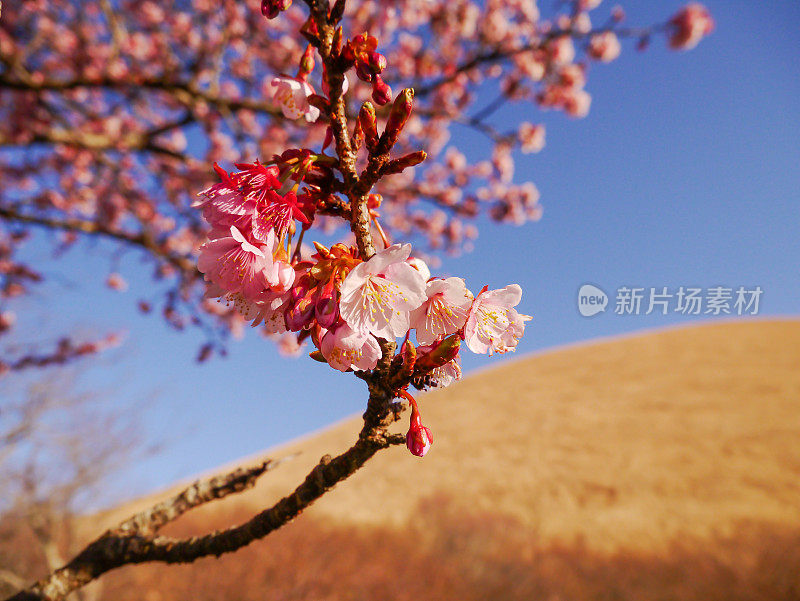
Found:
233,161 -> 310,240
269,260 -> 295,293
406,256 -> 430,282
194,168 -> 254,232
429,355 -> 462,388
251,190 -> 307,241
588,31 -> 621,63
410,277 -> 473,345
274,331 -> 304,357
464,284 -> 531,355
197,225 -> 272,300
564,89 -> 592,118
669,3 -> 714,50
320,323 -> 382,372
269,76 -> 320,122
251,292 -> 291,334
518,123 -> 546,154
339,244 -> 427,340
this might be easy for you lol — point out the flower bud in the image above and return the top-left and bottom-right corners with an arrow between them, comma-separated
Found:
415,334 -> 461,371
355,62 -> 374,83
406,404 -> 433,458
309,349 -> 328,363
379,87 -> 413,151
261,0 -> 291,19
299,45 -> 315,78
291,273 -> 314,303
331,27 -> 343,59
371,75 -> 392,106
314,279 -> 340,329
312,241 -> 331,258
366,51 -> 387,74
322,126 -> 334,152
285,292 -> 316,331
358,102 -> 379,153
274,261 -> 296,293
400,339 -> 417,377
340,43 -> 356,66
383,150 -> 427,175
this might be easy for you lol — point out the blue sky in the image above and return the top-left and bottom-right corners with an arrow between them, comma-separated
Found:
4,1 -> 798,503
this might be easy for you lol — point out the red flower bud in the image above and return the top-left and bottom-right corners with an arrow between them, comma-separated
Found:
371,75 -> 392,106
261,0 -> 291,19
332,27 -> 344,56
340,43 -> 356,66
322,126 -> 334,152
404,394 -> 433,458
314,278 -> 339,329
355,62 -> 374,83
261,0 -> 278,18
383,150 -> 427,175
366,51 -> 387,74
285,292 -> 316,331
415,334 -> 461,371
379,87 -> 413,151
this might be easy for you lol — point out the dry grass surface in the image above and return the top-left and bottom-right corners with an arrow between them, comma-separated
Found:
70,318 -> 800,600
101,318 -> 800,550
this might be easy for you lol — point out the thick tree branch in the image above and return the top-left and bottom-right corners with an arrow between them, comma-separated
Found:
0,74 -> 281,118
116,459 -> 292,537
0,206 -> 200,278
7,457 -> 288,600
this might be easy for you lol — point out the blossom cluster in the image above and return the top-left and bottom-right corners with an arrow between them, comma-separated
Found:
196,160 -> 531,377
195,162 -> 530,456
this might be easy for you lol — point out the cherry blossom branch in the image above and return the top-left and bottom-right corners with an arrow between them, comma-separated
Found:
0,128 -> 188,160
412,23 -> 658,98
0,74 -> 281,118
0,335 -> 120,378
0,205 -> 199,277
5,457 -> 298,601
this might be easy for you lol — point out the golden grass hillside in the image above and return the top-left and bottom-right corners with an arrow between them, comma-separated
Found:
100,318 -> 800,554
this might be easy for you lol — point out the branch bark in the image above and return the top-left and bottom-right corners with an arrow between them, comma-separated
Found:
6,457 -> 295,601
